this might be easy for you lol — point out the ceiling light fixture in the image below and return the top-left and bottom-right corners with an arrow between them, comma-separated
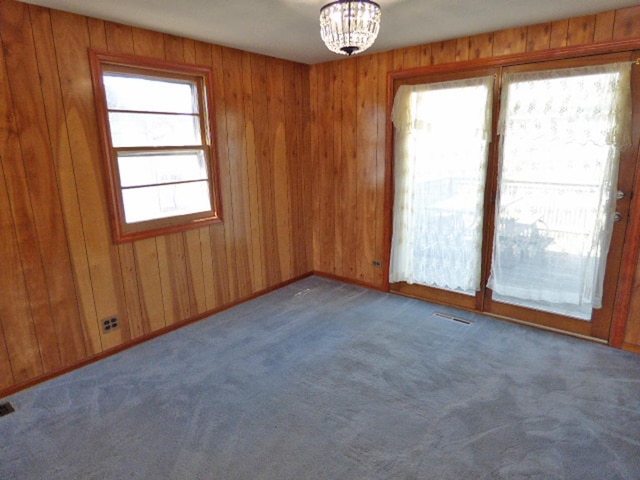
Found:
319,0 -> 381,56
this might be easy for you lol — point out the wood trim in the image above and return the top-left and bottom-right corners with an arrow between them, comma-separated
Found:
313,270 -> 387,292
116,215 -> 223,243
88,48 -> 223,244
484,311 -> 608,345
621,342 -> 640,354
390,281 -> 608,345
390,38 -> 640,80
390,282 -> 478,310
384,40 -> 640,342
0,271 -> 314,399
381,68 -> 395,291
610,50 -> 640,347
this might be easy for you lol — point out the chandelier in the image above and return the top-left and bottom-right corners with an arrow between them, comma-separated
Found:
319,0 -> 381,56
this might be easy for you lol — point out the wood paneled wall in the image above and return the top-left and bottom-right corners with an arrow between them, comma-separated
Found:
2,1 -> 640,395
0,0 -> 311,393
309,6 -> 640,350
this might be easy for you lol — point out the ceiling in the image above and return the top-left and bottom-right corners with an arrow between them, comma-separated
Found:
19,0 -> 640,64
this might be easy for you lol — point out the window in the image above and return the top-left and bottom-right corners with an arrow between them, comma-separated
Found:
390,74 -> 495,295
488,62 -> 632,319
89,51 -> 222,242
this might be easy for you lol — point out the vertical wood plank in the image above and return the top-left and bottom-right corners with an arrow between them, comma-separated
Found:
211,45 -> 239,302
221,47 -> 253,298
28,4 -> 102,358
612,6 -> 640,39
87,17 -> 106,47
299,63 -> 313,273
420,44 -> 433,67
316,63 -> 335,274
51,9 -> 127,351
88,18 -> 134,348
132,27 -> 165,57
625,266 -> 640,345
320,62 -> 337,275
392,48 -> 405,71
493,27 -> 527,56
183,38 -> 196,63
105,21 -> 133,52
0,3 -> 60,373
0,38 -> 43,383
163,34 -> 184,60
105,21 -> 134,50
331,61 -> 344,275
267,58 -> 294,281
102,20 -> 149,340
455,38 -> 469,62
195,40 -> 227,310
251,54 -> 280,286
549,20 -> 569,48
374,51 -> 393,286
431,40 -> 457,65
0,1 -> 88,370
162,36 -> 200,317
225,47 -> 253,296
283,61 -> 307,276
0,141 -> 15,388
469,33 -> 494,59
184,230 -> 208,313
156,235 -> 186,325
133,239 -> 165,332
241,52 -> 266,291
402,45 -> 423,69
567,15 -> 596,46
198,227 -> 218,310
594,11 -> 615,42
526,23 -> 551,52
341,59 -> 358,278
127,27 -> 168,332
118,245 -> 146,338
0,161 -> 42,383
356,53 -> 378,284
309,65 -> 321,272
0,316 -> 14,390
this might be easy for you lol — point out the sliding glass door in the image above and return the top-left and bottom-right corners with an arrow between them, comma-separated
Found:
389,72 -> 496,308
389,55 -> 637,340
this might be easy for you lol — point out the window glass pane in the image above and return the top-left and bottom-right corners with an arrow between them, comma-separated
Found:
109,112 -> 200,147
488,64 -> 630,320
390,76 -> 494,294
122,181 -> 211,223
118,150 -> 208,187
104,74 -> 198,114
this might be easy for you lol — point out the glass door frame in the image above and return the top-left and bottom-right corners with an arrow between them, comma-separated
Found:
384,44 -> 640,344
387,66 -> 501,313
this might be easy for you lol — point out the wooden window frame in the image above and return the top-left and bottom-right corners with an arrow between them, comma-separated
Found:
89,50 -> 223,243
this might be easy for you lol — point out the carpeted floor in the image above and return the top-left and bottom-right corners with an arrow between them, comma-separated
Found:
1,276 -> 639,479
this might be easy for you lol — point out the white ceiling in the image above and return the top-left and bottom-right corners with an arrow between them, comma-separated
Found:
19,0 -> 640,64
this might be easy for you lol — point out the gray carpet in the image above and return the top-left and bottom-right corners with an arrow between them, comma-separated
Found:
1,276 -> 639,479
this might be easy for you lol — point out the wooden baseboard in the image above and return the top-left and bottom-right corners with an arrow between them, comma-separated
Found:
621,342 -> 640,354
313,271 -> 387,292
0,272 -> 313,399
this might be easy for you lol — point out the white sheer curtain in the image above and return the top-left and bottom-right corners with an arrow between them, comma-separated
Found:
488,62 -> 632,319
390,76 -> 494,293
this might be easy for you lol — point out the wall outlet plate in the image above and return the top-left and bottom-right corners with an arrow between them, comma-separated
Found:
102,316 -> 119,333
